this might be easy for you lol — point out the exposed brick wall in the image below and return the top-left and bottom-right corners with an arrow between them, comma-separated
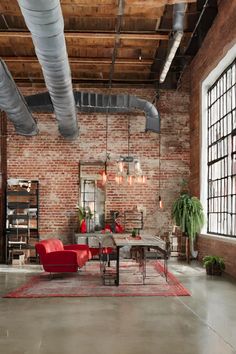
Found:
6,87 -> 190,242
189,0 -> 236,277
198,236 -> 236,279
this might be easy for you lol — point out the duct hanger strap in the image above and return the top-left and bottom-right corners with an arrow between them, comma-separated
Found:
0,59 -> 38,136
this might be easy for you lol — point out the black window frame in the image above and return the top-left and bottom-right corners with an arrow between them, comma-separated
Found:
207,58 -> 236,237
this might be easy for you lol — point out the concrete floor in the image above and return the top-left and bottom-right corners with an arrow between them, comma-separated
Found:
0,259 -> 236,354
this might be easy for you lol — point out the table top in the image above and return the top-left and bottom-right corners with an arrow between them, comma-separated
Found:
112,234 -> 167,250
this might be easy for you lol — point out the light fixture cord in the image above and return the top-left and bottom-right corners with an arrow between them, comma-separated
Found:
105,95 -> 111,174
105,111 -> 108,173
127,116 -> 130,175
159,132 -> 161,195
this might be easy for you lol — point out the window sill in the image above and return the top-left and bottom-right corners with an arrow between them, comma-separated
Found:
200,233 -> 236,245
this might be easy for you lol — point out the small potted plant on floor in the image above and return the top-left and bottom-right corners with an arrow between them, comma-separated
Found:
203,255 -> 225,276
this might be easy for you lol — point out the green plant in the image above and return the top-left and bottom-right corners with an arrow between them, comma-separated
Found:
77,205 -> 93,229
203,255 -> 225,271
172,193 -> 205,241
131,228 -> 137,237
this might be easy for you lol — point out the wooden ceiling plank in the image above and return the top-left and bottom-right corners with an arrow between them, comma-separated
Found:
0,32 -> 169,40
2,56 -> 153,65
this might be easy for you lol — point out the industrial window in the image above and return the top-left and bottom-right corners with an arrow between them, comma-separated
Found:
207,58 -> 236,237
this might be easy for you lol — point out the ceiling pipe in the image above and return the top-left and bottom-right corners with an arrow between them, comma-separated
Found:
25,91 -> 160,133
0,59 -> 38,136
17,0 -> 79,140
159,3 -> 187,83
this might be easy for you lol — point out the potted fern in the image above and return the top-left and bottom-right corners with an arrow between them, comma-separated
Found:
172,193 -> 205,262
203,255 -> 225,275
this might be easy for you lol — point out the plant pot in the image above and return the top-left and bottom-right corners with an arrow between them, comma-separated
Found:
206,264 -> 222,276
80,219 -> 87,233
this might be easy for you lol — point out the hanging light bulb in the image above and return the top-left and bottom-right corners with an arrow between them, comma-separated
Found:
118,175 -> 124,184
102,170 -> 107,185
159,195 -> 163,209
127,174 -> 133,186
141,175 -> 147,184
115,174 -> 124,185
134,160 -> 141,173
118,160 -> 124,173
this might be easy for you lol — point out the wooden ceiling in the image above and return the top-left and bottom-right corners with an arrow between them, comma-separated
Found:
0,0 -> 217,88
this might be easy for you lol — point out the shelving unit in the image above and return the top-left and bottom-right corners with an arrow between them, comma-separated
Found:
6,179 -> 39,264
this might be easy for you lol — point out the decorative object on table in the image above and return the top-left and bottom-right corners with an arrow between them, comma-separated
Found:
76,205 -> 93,233
172,192 -> 205,263
131,228 -> 137,238
203,255 -> 225,276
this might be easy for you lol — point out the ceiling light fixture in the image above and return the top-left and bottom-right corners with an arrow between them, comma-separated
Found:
115,118 -> 146,185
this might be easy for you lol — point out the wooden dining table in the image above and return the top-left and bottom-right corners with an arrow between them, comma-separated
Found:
112,234 -> 169,286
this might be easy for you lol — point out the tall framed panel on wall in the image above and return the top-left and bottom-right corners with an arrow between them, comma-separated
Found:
78,161 -> 106,232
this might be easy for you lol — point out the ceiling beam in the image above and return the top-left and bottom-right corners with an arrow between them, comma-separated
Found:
0,32 -> 169,41
14,76 -> 158,83
2,57 -> 153,65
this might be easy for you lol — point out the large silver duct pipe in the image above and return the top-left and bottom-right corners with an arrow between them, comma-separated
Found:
17,0 -> 79,140
173,3 -> 186,32
25,91 -> 160,133
0,59 -> 38,136
159,3 -> 187,83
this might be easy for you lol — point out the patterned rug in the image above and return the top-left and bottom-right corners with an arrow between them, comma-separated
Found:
3,260 -> 190,298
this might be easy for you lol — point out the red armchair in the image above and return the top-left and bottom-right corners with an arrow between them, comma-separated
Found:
35,238 -> 90,273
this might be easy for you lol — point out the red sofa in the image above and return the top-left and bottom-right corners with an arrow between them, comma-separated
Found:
35,238 -> 90,273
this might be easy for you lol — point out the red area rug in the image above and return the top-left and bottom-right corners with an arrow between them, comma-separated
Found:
3,260 -> 190,298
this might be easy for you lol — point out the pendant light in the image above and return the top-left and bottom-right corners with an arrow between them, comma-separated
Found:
159,133 -> 163,209
102,106 -> 109,185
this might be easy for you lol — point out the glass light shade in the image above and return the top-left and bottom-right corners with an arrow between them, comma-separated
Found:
141,175 -> 147,184
115,175 -> 123,185
159,196 -> 163,209
102,171 -> 107,185
127,175 -> 133,186
134,160 -> 141,173
118,161 -> 124,173
136,175 -> 142,184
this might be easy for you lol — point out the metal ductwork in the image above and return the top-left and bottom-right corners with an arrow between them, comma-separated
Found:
17,0 -> 79,140
25,91 -> 160,133
159,3 -> 187,83
173,3 -> 186,32
0,59 -> 38,136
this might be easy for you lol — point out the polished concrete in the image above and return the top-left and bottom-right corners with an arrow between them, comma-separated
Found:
0,259 -> 236,354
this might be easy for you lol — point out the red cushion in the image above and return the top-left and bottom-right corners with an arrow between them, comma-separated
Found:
35,238 -> 64,257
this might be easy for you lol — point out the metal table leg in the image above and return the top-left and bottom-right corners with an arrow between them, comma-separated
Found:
115,246 -> 120,286
164,256 -> 168,282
